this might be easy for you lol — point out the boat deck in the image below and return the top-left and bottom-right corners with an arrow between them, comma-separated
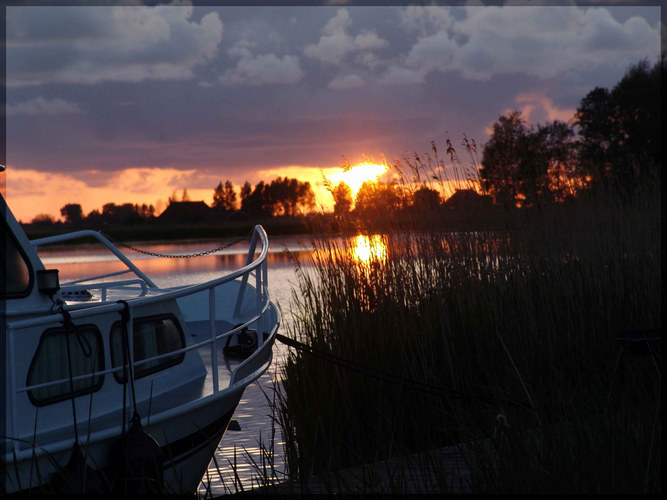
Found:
186,319 -> 245,395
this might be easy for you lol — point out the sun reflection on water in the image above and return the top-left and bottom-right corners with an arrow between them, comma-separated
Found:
351,234 -> 387,263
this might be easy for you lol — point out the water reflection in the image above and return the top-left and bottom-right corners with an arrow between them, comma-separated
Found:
351,234 -> 387,263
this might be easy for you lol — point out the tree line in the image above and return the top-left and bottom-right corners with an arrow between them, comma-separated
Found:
28,176 -> 317,226
211,176 -> 316,217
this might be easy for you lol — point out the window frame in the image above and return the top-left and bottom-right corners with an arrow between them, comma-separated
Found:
110,313 -> 186,383
26,324 -> 105,407
1,214 -> 34,299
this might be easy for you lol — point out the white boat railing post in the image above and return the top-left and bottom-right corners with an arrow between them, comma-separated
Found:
260,257 -> 268,346
209,286 -> 219,393
30,230 -> 157,289
255,258 -> 262,345
233,227 -> 260,318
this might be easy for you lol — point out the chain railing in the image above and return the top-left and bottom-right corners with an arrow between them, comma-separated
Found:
99,229 -> 253,258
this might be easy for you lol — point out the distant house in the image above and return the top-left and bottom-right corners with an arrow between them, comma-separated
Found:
159,201 -> 211,223
445,189 -> 493,213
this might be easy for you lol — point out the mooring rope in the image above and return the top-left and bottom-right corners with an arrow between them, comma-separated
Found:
274,333 -> 533,412
275,329 -> 660,418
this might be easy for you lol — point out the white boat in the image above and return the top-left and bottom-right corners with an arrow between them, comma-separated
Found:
1,193 -> 279,494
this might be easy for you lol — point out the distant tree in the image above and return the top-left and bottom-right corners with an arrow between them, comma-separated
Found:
332,182 -> 353,216
134,203 -> 155,219
212,180 -> 237,211
60,203 -> 83,225
280,177 -> 316,216
480,111 -> 578,207
241,181 -> 271,217
85,208 -> 103,225
30,213 -> 56,225
411,187 -> 440,211
181,189 -> 191,202
574,87 -> 614,188
239,181 -> 254,214
240,177 -> 315,217
575,58 -> 662,195
535,120 -> 580,202
263,177 -> 315,216
479,110 -> 528,206
354,181 -> 401,220
240,181 -> 252,202
514,120 -> 578,206
297,180 -> 316,214
267,178 -> 289,215
100,202 -> 142,225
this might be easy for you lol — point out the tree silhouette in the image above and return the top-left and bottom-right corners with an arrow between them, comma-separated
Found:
354,181 -> 400,220
30,213 -> 56,225
535,120 -> 579,202
480,111 -> 578,207
332,182 -> 353,216
479,110 -> 528,206
212,180 -> 237,211
241,180 -> 271,217
60,203 -> 83,225
575,58 -> 662,195
240,177 -> 315,217
411,187 -> 440,211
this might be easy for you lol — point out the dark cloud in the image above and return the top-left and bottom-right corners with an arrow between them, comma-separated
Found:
7,5 -> 223,86
5,4 -> 661,188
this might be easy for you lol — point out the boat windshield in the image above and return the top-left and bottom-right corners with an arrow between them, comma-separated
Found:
1,214 -> 32,298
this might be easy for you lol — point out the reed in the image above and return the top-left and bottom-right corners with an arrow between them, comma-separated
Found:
276,165 -> 660,492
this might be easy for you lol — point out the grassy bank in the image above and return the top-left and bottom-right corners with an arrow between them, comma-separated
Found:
275,184 -> 660,493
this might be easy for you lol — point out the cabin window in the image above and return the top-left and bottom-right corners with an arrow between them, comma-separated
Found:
1,216 -> 33,298
27,325 -> 104,406
110,314 -> 185,382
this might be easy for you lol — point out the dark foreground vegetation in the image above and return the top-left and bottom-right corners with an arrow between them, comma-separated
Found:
271,59 -> 661,494
277,184 -> 659,493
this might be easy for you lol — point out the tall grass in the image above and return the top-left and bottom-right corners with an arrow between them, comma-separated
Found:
276,151 -> 660,493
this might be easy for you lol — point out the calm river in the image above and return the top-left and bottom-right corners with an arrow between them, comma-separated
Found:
37,233 -> 383,495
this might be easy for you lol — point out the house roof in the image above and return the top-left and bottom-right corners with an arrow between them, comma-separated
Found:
159,201 -> 211,221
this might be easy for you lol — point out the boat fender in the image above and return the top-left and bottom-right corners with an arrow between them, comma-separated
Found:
108,414 -> 164,494
223,323 -> 259,359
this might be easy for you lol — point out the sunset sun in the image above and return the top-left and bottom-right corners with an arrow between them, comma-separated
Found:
329,162 -> 388,197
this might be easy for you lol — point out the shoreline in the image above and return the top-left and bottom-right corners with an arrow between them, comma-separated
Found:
21,217 -> 316,248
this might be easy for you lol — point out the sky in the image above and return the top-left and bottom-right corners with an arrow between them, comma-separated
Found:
2,1 -> 663,223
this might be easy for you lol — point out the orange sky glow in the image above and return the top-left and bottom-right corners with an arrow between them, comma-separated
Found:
2,160 -> 393,223
2,158 -> 482,224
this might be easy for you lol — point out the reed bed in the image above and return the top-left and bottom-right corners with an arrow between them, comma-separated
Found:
275,176 -> 660,493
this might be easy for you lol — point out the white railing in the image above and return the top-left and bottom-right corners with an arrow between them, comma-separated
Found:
5,225 -> 277,459
31,230 -> 158,288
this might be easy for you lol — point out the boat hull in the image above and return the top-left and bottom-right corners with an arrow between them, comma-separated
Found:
2,199 -> 279,495
2,386 -> 245,494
